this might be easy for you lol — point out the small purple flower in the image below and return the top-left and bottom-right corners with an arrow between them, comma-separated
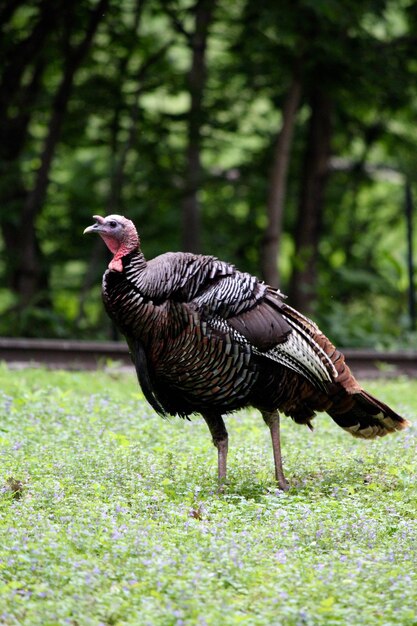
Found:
275,549 -> 287,564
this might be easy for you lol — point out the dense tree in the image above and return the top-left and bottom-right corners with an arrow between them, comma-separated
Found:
166,0 -> 217,252
0,0 -> 108,310
0,0 -> 415,345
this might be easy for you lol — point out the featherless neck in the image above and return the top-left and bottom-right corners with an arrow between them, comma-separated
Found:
102,222 -> 141,272
109,244 -> 144,272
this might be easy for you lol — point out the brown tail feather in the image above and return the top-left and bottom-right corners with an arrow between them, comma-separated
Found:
328,389 -> 410,439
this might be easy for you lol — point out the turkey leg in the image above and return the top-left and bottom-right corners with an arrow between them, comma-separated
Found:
202,413 -> 229,487
262,410 -> 289,491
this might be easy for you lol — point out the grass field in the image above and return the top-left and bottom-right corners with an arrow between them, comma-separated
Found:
0,365 -> 416,625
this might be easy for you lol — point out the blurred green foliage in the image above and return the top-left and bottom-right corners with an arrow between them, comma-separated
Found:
0,0 -> 416,346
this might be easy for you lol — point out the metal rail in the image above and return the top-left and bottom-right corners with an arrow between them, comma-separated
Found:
0,337 -> 416,378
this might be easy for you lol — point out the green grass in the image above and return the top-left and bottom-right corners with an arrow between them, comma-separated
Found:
0,365 -> 416,626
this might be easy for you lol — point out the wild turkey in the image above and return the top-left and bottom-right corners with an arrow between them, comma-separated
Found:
84,214 -> 410,490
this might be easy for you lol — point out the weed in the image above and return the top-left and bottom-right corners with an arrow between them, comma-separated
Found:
0,367 -> 415,625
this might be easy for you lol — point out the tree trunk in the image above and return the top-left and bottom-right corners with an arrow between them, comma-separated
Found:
11,0 -> 109,308
261,76 -> 302,287
288,89 -> 333,313
0,0 -> 57,121
0,1 -> 59,301
181,0 -> 216,252
78,1 -> 173,334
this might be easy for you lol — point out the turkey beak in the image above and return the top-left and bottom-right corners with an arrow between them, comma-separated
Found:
83,215 -> 105,234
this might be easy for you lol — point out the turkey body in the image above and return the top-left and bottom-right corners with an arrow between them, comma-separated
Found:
85,214 -> 410,490
103,250 -> 329,419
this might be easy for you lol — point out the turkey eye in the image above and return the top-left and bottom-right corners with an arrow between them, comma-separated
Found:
109,221 -> 117,228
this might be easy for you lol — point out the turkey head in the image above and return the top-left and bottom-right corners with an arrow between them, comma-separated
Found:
84,214 -> 139,271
